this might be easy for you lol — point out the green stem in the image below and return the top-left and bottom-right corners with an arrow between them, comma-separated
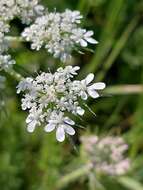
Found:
56,163 -> 93,189
88,173 -> 105,190
103,85 -> 143,95
5,36 -> 24,42
7,69 -> 24,81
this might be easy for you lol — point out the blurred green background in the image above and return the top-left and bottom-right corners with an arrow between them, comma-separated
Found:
1,0 -> 143,189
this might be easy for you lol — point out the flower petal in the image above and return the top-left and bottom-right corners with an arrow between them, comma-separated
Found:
85,73 -> 94,85
74,66 -> 80,71
80,91 -> 88,100
84,31 -> 94,37
26,116 -> 32,123
44,124 -> 55,132
86,38 -> 98,44
76,106 -> 85,115
89,82 -> 106,90
56,126 -> 65,142
65,126 -> 75,136
64,117 -> 75,125
27,122 -> 36,133
80,39 -> 88,47
87,89 -> 99,99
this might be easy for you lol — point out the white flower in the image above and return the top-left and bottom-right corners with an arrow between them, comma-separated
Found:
16,78 -> 33,94
72,73 -> 106,100
44,111 -> 75,142
0,0 -> 44,23
17,66 -> 106,142
81,135 -> 130,175
62,9 -> 83,24
56,66 -> 80,80
22,9 -> 98,62
0,55 -> 15,71
71,29 -> 98,47
21,94 -> 36,110
0,1 -> 44,76
17,0 -> 44,24
0,0 -> 16,21
26,107 -> 42,133
83,74 -> 106,99
83,31 -> 98,45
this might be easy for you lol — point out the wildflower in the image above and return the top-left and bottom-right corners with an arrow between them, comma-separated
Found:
44,111 -> 75,142
0,0 -> 44,24
17,66 -> 105,142
0,55 -> 15,71
26,106 -> 42,133
71,29 -> 98,47
16,0 -> 44,24
72,73 -> 106,100
22,10 -> 97,62
81,135 -> 130,175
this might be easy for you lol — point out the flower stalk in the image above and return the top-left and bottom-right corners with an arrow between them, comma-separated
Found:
103,85 -> 143,95
7,69 -> 24,81
5,36 -> 24,43
56,163 -> 93,189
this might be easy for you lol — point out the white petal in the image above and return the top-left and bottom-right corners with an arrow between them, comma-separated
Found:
86,38 -> 98,44
89,82 -> 106,90
27,122 -> 36,133
64,117 -> 75,125
44,124 -> 55,132
65,126 -> 75,136
56,126 -> 65,142
84,31 -> 94,37
80,91 -> 88,100
87,89 -> 99,99
26,116 -> 32,123
85,73 -> 94,84
74,66 -> 80,71
77,106 -> 85,115
80,39 -> 88,47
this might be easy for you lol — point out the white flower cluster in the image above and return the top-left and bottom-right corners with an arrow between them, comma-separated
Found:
0,7 -> 11,60
16,0 -> 44,24
22,9 -> 98,62
0,55 -> 15,71
0,21 -> 9,53
81,135 -> 130,175
0,0 -> 43,73
0,20 -> 13,71
0,0 -> 44,24
17,66 -> 105,142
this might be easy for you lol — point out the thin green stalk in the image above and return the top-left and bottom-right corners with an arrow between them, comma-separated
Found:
5,36 -> 24,42
7,69 -> 24,81
88,173 -> 105,190
56,164 -> 93,189
4,37 -> 27,81
95,17 -> 138,81
103,85 -> 143,95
